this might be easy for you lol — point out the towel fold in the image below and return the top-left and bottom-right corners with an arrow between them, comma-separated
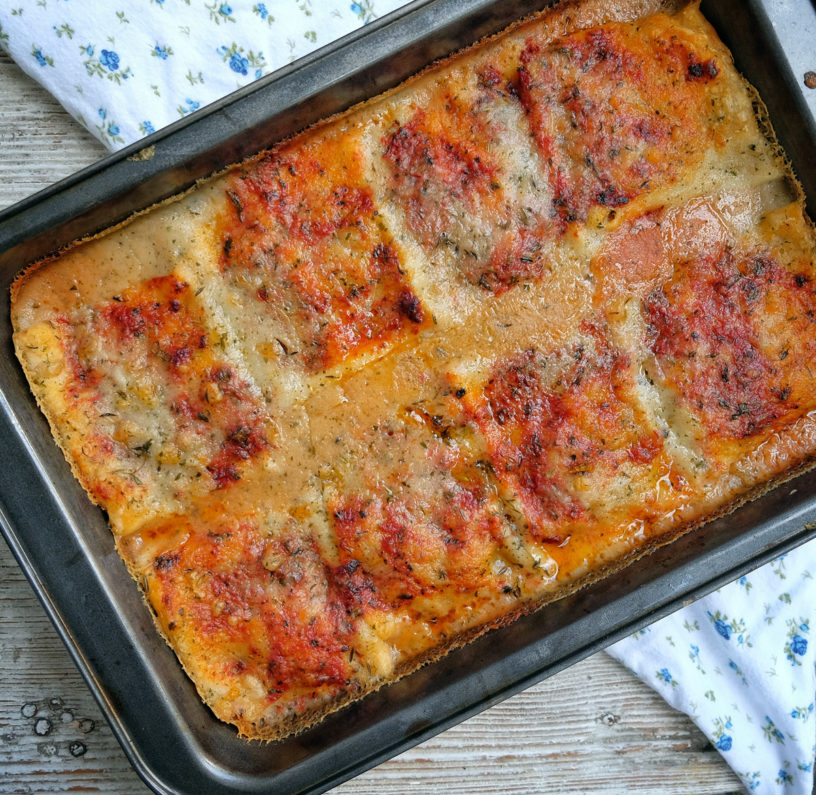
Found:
0,0 -> 409,149
608,541 -> 816,795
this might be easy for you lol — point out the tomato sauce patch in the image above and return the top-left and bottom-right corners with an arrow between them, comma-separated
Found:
518,20 -> 721,227
219,141 -> 427,370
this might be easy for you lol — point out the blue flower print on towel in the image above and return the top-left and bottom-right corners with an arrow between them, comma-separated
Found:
711,613 -> 732,639
713,717 -> 733,752
762,715 -> 786,745
207,3 -> 236,25
656,667 -> 678,687
152,44 -> 173,60
229,51 -> 247,74
218,43 -> 266,79
95,108 -> 124,146
790,703 -> 814,721
689,644 -> 707,675
716,735 -> 733,751
776,768 -> 794,785
253,3 -> 274,25
707,610 -> 752,647
728,659 -> 749,686
100,48 -> 119,70
83,44 -> 133,84
31,46 -> 53,67
176,97 -> 200,117
139,120 -> 155,136
351,1 -> 376,23
784,618 -> 809,666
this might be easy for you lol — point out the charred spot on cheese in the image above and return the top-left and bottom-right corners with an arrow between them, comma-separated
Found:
686,56 -> 719,81
154,552 -> 179,570
218,141 -> 427,370
396,288 -> 424,324
518,19 -> 721,228
329,554 -> 387,617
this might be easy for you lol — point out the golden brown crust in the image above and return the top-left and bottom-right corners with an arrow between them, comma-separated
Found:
10,0 -> 816,740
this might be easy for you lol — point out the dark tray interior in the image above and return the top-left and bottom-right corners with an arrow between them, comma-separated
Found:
1,0 -> 815,792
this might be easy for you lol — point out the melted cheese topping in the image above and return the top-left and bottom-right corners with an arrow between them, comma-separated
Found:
11,0 -> 816,740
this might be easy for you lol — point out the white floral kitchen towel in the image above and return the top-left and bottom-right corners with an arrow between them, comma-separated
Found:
0,0 -> 411,150
2,2 -> 816,792
608,540 -> 816,795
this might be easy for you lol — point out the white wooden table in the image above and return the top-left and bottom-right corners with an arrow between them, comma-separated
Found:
0,51 -> 745,794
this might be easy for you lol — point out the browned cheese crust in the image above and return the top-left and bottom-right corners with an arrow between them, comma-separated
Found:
11,0 -> 816,739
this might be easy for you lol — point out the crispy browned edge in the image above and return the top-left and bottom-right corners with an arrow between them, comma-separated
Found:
9,0 -> 816,742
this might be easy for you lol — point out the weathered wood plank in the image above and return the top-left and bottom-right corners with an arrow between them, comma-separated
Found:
0,54 -> 105,211
0,50 -> 745,794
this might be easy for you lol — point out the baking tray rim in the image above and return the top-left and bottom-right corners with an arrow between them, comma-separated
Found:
1,0 -> 816,791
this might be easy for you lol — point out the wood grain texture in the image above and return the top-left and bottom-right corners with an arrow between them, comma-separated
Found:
0,50 -> 745,794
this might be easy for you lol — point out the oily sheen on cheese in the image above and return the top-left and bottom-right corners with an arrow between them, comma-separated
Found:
11,0 -> 816,740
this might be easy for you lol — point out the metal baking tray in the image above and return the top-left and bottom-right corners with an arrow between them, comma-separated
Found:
1,0 -> 815,791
